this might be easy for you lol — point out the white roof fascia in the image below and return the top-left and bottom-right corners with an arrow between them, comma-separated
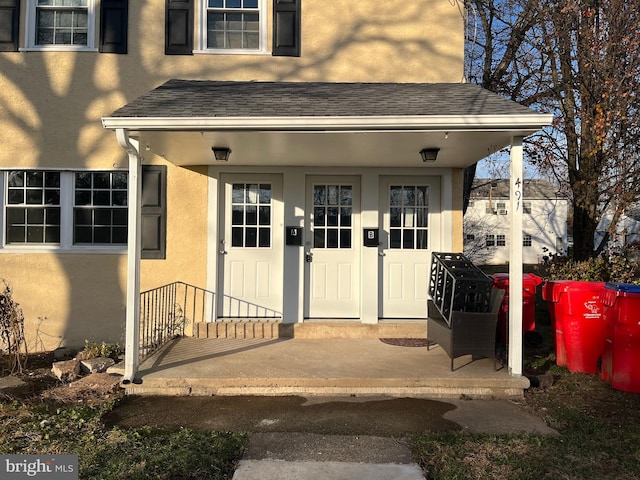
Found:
102,114 -> 553,132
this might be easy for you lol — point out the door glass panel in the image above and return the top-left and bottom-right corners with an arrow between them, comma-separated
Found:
313,184 -> 353,249
230,183 -> 271,248
388,185 -> 429,250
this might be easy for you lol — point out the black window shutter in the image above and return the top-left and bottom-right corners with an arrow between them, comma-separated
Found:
272,0 -> 300,57
0,0 -> 19,52
100,0 -> 128,54
141,165 -> 167,260
165,0 -> 193,55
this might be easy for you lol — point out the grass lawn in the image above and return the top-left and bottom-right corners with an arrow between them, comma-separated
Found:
0,396 -> 247,480
411,370 -> 640,480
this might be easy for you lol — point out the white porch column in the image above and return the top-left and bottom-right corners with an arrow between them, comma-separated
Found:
116,129 -> 142,383
508,136 -> 524,376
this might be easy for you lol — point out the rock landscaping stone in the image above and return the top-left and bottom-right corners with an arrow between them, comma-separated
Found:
51,359 -> 80,382
53,346 -> 75,361
80,357 -> 116,374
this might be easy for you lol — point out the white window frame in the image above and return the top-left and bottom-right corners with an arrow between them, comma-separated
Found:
523,233 -> 533,247
523,201 -> 532,214
22,0 -> 98,52
0,170 -> 127,254
496,234 -> 506,247
194,0 -> 268,55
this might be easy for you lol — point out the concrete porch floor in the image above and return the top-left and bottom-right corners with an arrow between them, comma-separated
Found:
123,337 -> 530,399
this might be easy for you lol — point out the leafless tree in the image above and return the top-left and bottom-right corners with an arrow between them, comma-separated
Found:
463,0 -> 640,260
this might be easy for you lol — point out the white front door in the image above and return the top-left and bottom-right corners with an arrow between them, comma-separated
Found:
218,174 -> 283,317
305,176 -> 361,318
379,176 -> 441,318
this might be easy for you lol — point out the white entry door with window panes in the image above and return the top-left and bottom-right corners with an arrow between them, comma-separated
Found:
305,176 -> 360,318
379,176 -> 440,318
219,175 -> 283,318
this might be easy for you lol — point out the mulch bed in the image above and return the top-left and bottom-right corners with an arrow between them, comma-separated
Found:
379,338 -> 434,347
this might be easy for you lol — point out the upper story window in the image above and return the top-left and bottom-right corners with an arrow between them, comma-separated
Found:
166,0 -> 300,56
26,0 -> 96,50
205,0 -> 261,51
523,201 -> 532,214
35,0 -> 90,47
6,0 -> 128,53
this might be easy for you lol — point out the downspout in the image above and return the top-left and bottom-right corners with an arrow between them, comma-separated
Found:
115,128 -> 142,383
508,137 -> 524,377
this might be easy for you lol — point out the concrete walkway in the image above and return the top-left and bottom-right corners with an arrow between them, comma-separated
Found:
234,433 -> 424,480
229,398 -> 558,480
108,394 -> 558,480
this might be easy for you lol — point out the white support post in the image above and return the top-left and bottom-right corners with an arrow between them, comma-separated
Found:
508,136 -> 524,377
116,129 -> 142,383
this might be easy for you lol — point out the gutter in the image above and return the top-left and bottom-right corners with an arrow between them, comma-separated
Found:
102,114 -> 554,132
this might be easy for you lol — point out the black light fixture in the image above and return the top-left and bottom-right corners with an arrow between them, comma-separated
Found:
420,148 -> 440,162
212,147 -> 232,162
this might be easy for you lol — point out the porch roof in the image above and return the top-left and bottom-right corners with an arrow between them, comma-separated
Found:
107,80 -> 538,120
103,80 -> 552,168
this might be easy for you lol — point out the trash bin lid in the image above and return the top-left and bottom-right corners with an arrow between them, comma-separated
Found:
604,282 -> 640,294
491,273 -> 510,288
544,281 -> 604,303
492,273 -> 543,290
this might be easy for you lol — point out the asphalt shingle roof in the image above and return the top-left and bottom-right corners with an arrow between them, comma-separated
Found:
110,80 -> 539,118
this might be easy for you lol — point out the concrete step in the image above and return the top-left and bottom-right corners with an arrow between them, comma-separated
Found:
194,320 -> 428,340
123,375 -> 527,399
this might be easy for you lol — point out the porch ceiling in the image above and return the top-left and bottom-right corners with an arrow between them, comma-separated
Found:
103,80 -> 553,168
138,129 -> 522,168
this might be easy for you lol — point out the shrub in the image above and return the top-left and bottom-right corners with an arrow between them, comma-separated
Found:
541,244 -> 640,284
83,340 -> 121,360
0,280 -> 27,375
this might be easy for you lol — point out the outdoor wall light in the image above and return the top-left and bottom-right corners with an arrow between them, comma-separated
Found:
212,147 -> 232,162
419,148 -> 440,162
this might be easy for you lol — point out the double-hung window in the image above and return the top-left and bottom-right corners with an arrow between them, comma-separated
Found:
74,172 -> 128,244
5,171 -> 61,244
485,234 -> 495,247
205,0 -> 261,51
25,0 -> 95,50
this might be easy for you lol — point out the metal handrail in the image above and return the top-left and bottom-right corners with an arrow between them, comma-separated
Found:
139,282 -> 215,362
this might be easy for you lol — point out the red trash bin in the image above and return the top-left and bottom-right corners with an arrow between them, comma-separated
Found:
599,282 -> 640,393
492,273 -> 543,346
542,281 -> 605,373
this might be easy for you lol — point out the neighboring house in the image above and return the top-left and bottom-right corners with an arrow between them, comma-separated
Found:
0,1 -> 550,377
596,206 -> 640,251
464,179 -> 568,265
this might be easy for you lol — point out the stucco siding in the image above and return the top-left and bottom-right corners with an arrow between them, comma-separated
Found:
1,253 -> 127,351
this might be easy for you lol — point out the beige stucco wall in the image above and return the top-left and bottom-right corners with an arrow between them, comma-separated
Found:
0,0 -> 465,351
